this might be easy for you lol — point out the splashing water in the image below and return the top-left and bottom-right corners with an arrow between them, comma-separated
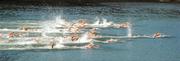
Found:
77,32 -> 89,43
55,16 -> 66,25
102,18 -> 112,26
102,18 -> 107,25
41,32 -> 47,37
41,21 -> 58,37
127,22 -> 132,37
41,23 -> 49,37
54,37 -> 66,48
93,17 -> 100,25
93,17 -> 112,27
93,20 -> 100,25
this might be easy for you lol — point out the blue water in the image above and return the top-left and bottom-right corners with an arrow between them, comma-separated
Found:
0,2 -> 180,61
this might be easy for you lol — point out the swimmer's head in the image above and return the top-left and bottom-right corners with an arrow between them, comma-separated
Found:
156,32 -> 160,34
78,19 -> 86,23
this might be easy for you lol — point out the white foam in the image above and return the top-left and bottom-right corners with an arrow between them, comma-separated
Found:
92,17 -> 112,27
127,22 -> 132,37
55,16 -> 66,25
77,32 -> 89,43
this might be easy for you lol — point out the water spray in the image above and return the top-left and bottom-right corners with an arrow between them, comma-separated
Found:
127,22 -> 132,38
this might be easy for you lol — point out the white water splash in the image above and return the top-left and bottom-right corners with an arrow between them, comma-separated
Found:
102,18 -> 108,25
93,20 -> 100,25
41,24 -> 49,37
93,17 -> 100,25
93,17 -> 112,27
41,21 -> 58,37
77,32 -> 89,43
55,16 -> 66,26
127,22 -> 132,37
14,41 -> 37,45
102,18 -> 112,26
54,45 -> 65,48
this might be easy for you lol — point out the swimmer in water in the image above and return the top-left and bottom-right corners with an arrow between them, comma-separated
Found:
85,42 -> 95,49
14,32 -> 23,37
69,26 -> 80,33
20,25 -> 29,31
8,32 -> 15,42
105,39 -> 118,43
71,33 -> 79,41
69,19 -> 87,33
114,22 -> 129,28
85,42 -> 99,49
106,39 -> 114,43
8,32 -> 15,38
153,32 -> 161,38
77,19 -> 87,28
88,28 -> 97,39
68,23 -> 81,33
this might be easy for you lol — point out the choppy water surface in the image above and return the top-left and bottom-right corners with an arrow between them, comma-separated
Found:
0,3 -> 180,61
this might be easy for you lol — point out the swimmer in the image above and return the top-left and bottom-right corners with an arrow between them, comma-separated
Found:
14,32 -> 23,37
69,26 -> 80,33
68,24 -> 80,33
77,19 -> 87,28
8,32 -> 15,38
114,22 -> 129,28
20,26 -> 29,31
71,19 -> 87,30
68,20 -> 87,33
85,42 -> 94,49
85,42 -> 99,49
88,28 -> 97,39
105,39 -> 118,43
106,39 -> 114,43
8,32 -> 14,42
71,33 -> 79,41
153,32 -> 161,38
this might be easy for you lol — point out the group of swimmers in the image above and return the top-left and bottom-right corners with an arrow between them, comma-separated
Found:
0,19 -> 163,49
58,20 -> 163,48
63,19 -> 100,48
46,19 -> 97,48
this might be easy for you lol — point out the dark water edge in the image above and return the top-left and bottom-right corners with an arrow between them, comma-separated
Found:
0,0 -> 180,6
0,2 -> 180,8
